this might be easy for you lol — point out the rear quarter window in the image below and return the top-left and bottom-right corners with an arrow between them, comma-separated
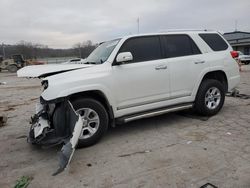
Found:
199,33 -> 228,51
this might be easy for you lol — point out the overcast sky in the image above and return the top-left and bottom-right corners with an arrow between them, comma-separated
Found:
0,0 -> 249,48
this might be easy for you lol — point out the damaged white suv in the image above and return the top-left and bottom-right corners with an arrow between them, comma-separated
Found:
18,30 -> 240,174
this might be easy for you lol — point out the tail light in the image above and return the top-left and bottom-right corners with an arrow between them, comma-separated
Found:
230,50 -> 241,71
230,51 -> 239,58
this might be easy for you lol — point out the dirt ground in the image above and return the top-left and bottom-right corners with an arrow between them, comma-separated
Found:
0,66 -> 250,188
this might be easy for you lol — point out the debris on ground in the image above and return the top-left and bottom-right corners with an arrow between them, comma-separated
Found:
118,150 -> 151,157
14,176 -> 33,188
0,115 -> 7,127
226,132 -> 232,135
226,89 -> 250,99
16,135 -> 27,139
186,141 -> 192,144
3,107 -> 15,112
200,182 -> 218,188
87,163 -> 92,167
0,82 -> 7,85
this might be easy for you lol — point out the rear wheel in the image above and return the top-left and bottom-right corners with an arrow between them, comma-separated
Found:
194,79 -> 225,116
7,65 -> 18,73
72,98 -> 109,148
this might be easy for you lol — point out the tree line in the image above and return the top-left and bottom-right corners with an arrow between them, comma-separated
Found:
0,40 -> 97,59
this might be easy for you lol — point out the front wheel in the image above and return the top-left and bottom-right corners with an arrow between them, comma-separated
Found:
194,79 -> 225,116
72,98 -> 109,148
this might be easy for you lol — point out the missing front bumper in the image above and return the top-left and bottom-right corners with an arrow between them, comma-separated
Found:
28,100 -> 83,175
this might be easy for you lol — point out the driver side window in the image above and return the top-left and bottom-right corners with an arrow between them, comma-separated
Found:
119,36 -> 162,63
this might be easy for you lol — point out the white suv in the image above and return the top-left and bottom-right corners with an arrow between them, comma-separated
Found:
18,30 -> 240,174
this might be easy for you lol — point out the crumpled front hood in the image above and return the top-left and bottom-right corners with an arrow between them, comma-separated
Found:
17,64 -> 93,78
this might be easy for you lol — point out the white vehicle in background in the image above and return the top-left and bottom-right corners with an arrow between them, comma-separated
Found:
237,51 -> 250,65
17,30 -> 240,175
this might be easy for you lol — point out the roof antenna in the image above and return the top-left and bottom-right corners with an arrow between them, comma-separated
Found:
235,20 -> 238,31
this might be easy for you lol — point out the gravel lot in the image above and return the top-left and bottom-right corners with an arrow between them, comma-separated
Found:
0,66 -> 250,188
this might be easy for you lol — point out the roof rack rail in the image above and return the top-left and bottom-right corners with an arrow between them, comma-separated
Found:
159,29 -> 213,32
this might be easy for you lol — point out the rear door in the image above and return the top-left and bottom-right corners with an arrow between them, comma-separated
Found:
161,34 -> 205,99
112,36 -> 171,111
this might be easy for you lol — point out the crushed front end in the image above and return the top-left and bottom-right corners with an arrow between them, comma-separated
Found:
29,98 -> 68,146
29,97 -> 83,175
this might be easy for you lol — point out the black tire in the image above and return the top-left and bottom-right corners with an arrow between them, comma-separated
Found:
71,98 -> 109,148
194,79 -> 225,116
7,65 -> 18,73
245,61 -> 250,65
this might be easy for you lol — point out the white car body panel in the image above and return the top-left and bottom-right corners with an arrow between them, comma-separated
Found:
17,64 -> 93,78
168,54 -> 206,98
40,63 -> 116,105
112,59 -> 170,110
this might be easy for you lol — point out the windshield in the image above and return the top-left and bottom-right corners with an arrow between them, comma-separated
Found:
86,39 -> 120,64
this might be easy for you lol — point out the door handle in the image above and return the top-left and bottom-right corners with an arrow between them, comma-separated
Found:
155,65 -> 168,70
194,61 -> 205,64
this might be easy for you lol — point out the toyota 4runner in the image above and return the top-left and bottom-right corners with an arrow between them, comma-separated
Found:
17,30 -> 240,174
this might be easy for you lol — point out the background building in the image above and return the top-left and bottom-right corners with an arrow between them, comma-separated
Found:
223,31 -> 250,55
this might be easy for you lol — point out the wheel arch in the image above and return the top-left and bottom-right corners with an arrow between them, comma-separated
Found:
192,70 -> 228,99
201,70 -> 228,92
68,90 -> 115,125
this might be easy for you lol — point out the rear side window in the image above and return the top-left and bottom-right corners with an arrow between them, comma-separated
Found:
119,36 -> 161,63
162,35 -> 201,58
199,33 -> 228,51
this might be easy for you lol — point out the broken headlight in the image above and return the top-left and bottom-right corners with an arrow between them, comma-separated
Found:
41,80 -> 48,90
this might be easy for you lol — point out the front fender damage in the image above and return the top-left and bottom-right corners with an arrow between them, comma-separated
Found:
29,100 -> 83,175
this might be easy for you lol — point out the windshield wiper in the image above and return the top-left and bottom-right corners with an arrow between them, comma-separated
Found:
84,59 -> 104,65
84,61 -> 97,65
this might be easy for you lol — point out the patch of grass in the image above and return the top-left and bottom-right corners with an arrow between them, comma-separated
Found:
14,176 -> 33,188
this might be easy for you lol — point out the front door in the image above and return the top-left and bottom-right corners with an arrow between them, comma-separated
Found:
112,36 -> 170,111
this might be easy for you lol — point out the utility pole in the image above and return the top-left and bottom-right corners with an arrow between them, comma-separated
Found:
2,43 -> 5,58
79,46 -> 82,58
137,17 -> 140,34
235,20 -> 238,31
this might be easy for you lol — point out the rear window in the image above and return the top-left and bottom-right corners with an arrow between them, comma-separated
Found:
162,35 -> 201,58
199,33 -> 228,51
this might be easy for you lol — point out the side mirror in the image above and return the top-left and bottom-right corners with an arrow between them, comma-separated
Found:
115,52 -> 133,64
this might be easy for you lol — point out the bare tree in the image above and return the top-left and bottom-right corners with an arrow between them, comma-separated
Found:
0,40 -> 96,59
